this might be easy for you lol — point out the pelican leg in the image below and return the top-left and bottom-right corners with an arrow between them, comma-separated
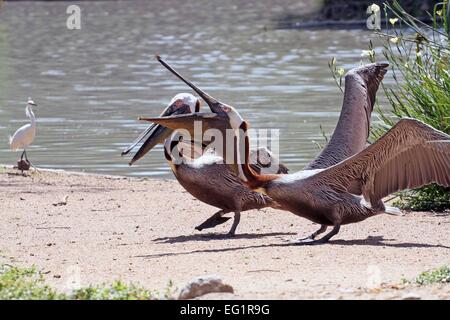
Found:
227,211 -> 241,236
315,224 -> 340,243
295,225 -> 341,245
296,225 -> 328,242
195,210 -> 231,231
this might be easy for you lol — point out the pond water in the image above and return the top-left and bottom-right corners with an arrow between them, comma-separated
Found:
0,0 -> 391,177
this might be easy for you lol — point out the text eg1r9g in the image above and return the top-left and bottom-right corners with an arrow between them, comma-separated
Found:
224,304 -> 270,315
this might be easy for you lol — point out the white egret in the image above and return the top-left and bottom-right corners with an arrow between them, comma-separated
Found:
9,98 -> 38,165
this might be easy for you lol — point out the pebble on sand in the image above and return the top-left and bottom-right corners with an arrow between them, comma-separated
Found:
178,275 -> 234,300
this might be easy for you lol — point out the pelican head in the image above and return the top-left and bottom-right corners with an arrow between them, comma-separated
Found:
138,56 -> 245,135
122,93 -> 200,165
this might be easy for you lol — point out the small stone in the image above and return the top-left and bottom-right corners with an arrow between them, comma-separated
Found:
401,292 -> 421,300
178,275 -> 233,300
17,159 -> 30,171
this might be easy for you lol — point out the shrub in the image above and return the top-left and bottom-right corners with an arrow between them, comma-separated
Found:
0,264 -> 156,300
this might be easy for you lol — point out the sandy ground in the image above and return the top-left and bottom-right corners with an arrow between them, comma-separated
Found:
0,167 -> 449,299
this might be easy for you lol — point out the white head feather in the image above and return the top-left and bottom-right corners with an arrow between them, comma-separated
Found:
169,93 -> 198,110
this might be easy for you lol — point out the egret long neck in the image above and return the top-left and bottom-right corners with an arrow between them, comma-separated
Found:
26,106 -> 36,125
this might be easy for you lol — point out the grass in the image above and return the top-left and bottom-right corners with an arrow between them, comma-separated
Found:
0,264 -> 162,300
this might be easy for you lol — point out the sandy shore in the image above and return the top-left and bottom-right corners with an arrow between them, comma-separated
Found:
0,167 -> 449,299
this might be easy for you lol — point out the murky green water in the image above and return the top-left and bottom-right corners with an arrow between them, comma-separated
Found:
0,1 -> 390,177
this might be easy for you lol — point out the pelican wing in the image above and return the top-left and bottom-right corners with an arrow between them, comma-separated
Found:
306,63 -> 388,169
308,119 -> 450,205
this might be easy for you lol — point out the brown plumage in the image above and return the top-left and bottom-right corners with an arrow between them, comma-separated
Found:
312,119 -> 450,208
240,118 -> 450,244
306,63 -> 388,169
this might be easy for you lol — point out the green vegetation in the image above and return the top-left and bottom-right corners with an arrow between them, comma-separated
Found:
404,266 -> 450,285
70,281 -> 154,300
0,264 -> 158,300
371,1 -> 450,211
331,1 -> 449,211
0,265 -> 62,300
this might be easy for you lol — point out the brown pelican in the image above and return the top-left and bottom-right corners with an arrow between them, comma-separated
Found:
141,60 -> 415,243
236,118 -> 450,244
123,92 -> 287,236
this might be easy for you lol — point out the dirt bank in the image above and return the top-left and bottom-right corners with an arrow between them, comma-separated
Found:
0,167 -> 449,299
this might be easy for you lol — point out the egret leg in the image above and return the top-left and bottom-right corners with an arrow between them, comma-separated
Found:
23,150 -> 39,173
20,150 -> 25,160
295,225 -> 341,245
195,210 -> 231,231
227,211 -> 241,236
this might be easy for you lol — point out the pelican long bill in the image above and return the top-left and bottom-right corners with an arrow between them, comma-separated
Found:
138,112 -> 227,137
156,55 -> 231,115
123,97 -> 194,165
129,124 -> 173,165
121,123 -> 158,156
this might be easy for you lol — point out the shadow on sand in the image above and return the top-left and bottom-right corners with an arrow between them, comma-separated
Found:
137,235 -> 450,259
152,232 -> 296,244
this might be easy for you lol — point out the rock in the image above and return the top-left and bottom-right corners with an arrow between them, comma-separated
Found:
17,159 -> 30,171
401,292 -> 421,300
178,275 -> 233,300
